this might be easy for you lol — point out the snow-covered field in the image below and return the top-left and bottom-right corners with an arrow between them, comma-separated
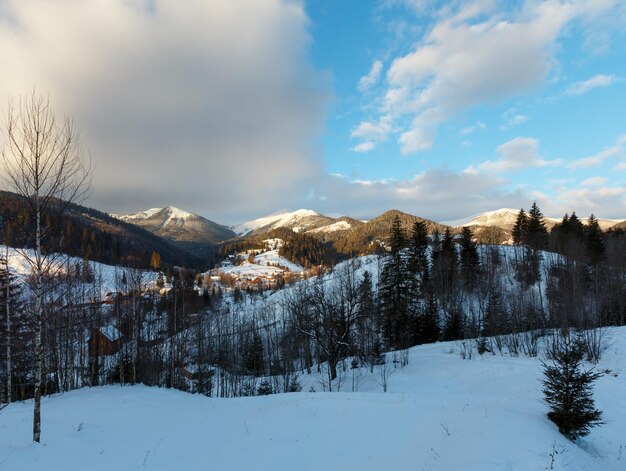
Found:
2,327 -> 624,471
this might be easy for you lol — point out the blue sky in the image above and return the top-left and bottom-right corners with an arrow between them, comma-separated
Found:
0,0 -> 624,222
304,0 -> 626,219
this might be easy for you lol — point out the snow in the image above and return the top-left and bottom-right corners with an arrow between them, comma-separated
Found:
112,207 -> 163,221
215,239 -> 304,281
99,325 -> 122,342
445,208 -> 624,229
1,327 -> 624,470
444,208 -> 522,228
232,209 -> 321,236
1,245 -> 161,298
113,206 -> 196,227
308,220 -> 352,233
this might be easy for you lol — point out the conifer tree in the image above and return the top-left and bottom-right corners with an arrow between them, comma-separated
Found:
408,220 -> 430,297
415,292 -> 440,344
459,226 -> 479,286
584,215 -> 605,265
442,304 -> 464,341
542,333 -> 603,440
378,215 -> 411,349
526,202 -> 548,250
512,209 -> 528,245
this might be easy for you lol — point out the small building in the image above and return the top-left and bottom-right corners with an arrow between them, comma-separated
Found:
88,325 -> 122,357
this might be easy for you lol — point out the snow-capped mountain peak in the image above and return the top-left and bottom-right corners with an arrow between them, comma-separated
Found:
111,206 -> 235,244
232,209 -> 326,236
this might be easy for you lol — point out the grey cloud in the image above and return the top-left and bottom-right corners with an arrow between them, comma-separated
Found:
0,0 -> 329,224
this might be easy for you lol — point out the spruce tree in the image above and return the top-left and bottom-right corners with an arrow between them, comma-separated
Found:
584,215 -> 605,265
512,209 -> 528,245
459,226 -> 479,286
408,220 -> 430,296
526,202 -> 548,250
542,334 -> 603,440
415,292 -> 440,344
378,215 -> 411,349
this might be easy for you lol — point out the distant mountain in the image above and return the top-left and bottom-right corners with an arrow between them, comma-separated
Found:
232,209 -> 335,236
446,208 -> 624,231
114,206 -> 235,244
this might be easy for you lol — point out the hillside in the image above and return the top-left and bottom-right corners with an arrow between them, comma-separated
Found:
0,192 -> 200,269
2,327 -> 624,470
233,209 -> 335,236
324,210 -> 449,256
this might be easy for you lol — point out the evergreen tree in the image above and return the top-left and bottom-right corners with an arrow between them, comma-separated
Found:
512,209 -> 528,245
378,215 -> 411,349
567,213 -> 585,241
408,220 -> 430,299
584,214 -> 605,265
415,293 -> 440,344
483,289 -> 506,336
442,304 -> 464,341
459,226 -> 480,286
244,332 -> 264,376
526,202 -> 548,250
542,334 -> 603,440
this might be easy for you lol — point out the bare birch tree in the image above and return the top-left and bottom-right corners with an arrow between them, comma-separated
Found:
1,91 -> 91,442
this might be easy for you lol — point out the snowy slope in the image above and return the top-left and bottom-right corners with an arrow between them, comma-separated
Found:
2,327 -> 624,470
232,209 -> 332,236
215,239 -> 304,280
2,245 -> 161,297
308,220 -> 352,233
445,208 -> 624,230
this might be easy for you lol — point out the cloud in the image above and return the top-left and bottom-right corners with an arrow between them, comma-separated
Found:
478,137 -> 561,173
460,121 -> 487,139
565,74 -> 617,95
568,141 -> 624,169
352,142 -> 376,153
0,0 -> 329,223
358,60 -> 383,92
352,0 -> 616,154
541,185 -> 626,219
580,176 -> 608,187
500,109 -> 528,129
309,169 -> 530,222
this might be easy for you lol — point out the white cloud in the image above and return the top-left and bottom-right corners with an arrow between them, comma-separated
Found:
478,137 -> 561,173
351,115 -> 393,142
541,185 -> 626,219
0,0 -> 329,223
358,60 -> 383,92
352,1 -> 615,154
460,121 -> 487,135
565,74 -> 617,95
309,169 -> 530,222
500,109 -> 529,129
568,143 -> 623,169
580,176 -> 608,187
352,142 -> 376,153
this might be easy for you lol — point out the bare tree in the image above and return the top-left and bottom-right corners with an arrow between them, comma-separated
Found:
1,91 -> 91,442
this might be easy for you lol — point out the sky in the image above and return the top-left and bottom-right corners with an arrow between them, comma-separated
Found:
0,0 -> 625,224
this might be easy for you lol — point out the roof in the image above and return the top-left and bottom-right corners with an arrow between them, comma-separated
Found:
99,325 -> 122,342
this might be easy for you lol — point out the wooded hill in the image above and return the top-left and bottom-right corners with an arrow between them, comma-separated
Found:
0,191 -> 203,270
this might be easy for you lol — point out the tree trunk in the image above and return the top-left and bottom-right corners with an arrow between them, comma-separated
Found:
5,249 -> 11,404
33,197 -> 43,443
